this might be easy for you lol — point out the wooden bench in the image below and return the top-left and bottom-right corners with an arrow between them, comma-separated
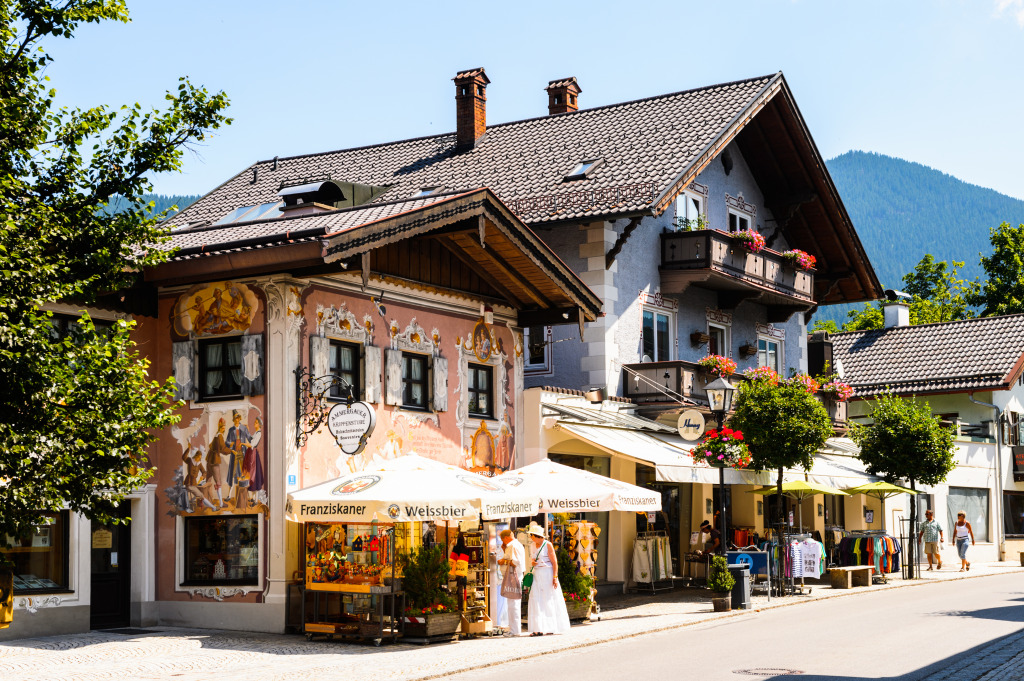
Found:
829,566 -> 873,589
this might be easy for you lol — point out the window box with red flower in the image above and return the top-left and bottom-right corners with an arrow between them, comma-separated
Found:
691,428 -> 752,469
781,249 -> 816,271
697,354 -> 737,378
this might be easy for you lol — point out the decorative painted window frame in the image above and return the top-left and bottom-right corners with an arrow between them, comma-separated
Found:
174,512 -> 265,600
640,306 -> 676,363
756,335 -> 783,373
313,302 -> 379,403
676,182 -> 709,225
455,326 -> 507,431
755,322 -> 786,341
726,193 -> 756,233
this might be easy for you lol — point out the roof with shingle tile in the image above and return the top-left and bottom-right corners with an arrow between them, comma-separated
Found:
166,74 -> 777,230
831,314 -> 1024,397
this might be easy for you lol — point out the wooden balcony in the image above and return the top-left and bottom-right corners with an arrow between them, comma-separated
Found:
622,361 -> 850,432
660,230 -> 815,322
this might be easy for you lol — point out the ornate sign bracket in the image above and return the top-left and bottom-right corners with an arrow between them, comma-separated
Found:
295,367 -> 355,447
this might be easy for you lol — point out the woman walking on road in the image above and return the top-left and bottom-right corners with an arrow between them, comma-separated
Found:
952,511 -> 975,571
525,524 -> 570,636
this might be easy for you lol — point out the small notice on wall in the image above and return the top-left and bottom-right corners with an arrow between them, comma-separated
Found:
92,529 -> 113,549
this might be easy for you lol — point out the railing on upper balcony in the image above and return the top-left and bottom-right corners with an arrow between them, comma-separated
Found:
622,360 -> 850,433
660,229 -> 814,303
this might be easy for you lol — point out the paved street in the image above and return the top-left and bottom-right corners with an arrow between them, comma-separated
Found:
1,564 -> 1022,681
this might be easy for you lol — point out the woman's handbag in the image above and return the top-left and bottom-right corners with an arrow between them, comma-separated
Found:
522,540 -> 547,590
501,565 -> 522,599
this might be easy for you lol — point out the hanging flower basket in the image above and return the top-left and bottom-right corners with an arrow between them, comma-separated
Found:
789,373 -> 820,394
697,354 -> 737,377
781,249 -> 816,271
818,380 -> 854,402
691,428 -> 752,469
733,229 -> 765,253
742,366 -> 779,384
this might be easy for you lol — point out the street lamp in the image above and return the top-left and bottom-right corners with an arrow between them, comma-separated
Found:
706,376 -> 736,556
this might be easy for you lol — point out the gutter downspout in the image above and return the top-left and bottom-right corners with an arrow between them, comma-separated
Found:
969,392 -> 1005,560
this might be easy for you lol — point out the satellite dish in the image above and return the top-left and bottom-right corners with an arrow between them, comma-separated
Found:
641,354 -> 653,363
835,358 -> 845,379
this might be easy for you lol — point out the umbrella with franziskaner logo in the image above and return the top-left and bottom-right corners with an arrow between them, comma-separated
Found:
285,454 -> 539,523
499,459 -> 662,513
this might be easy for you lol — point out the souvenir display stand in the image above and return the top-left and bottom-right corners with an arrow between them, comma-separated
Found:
301,522 -> 405,645
457,529 -> 494,637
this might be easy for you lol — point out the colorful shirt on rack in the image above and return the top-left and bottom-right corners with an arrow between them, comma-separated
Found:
799,539 -> 822,576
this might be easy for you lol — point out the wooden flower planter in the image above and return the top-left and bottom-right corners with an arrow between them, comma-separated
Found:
402,611 -> 461,643
566,599 -> 592,622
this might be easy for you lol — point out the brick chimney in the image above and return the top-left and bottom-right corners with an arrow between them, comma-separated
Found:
453,68 -> 490,152
546,77 -> 581,115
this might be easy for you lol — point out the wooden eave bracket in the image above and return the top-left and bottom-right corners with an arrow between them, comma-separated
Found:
605,217 -> 642,268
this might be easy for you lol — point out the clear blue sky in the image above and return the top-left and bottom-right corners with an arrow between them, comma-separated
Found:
45,0 -> 1024,200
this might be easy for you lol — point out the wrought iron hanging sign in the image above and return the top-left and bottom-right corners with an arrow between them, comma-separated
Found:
327,401 -> 377,456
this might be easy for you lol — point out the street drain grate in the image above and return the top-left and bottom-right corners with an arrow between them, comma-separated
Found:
733,669 -> 804,677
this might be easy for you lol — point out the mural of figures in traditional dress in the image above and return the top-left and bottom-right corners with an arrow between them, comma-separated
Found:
173,281 -> 259,337
164,406 -> 268,516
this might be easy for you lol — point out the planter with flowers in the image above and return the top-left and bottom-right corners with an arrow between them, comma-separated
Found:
817,379 -> 853,429
691,427 -> 752,470
780,249 -> 816,271
733,229 -> 765,253
400,546 -> 460,641
789,373 -> 820,394
742,366 -> 779,384
557,547 -> 595,622
697,354 -> 737,378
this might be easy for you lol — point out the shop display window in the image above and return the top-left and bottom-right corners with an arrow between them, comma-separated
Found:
303,522 -> 418,593
2,511 -> 70,593
947,487 -> 989,542
183,515 -> 259,585
1004,491 -> 1024,537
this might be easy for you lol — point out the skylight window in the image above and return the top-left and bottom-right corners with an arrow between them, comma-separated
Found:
564,158 -> 602,181
411,187 -> 443,198
214,201 -> 283,225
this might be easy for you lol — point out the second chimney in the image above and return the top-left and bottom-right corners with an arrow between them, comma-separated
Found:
454,68 -> 490,152
546,77 -> 581,115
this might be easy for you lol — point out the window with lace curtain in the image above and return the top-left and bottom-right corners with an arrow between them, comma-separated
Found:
199,338 -> 243,400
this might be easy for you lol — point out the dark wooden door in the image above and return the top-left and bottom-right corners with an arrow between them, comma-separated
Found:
90,504 -> 131,629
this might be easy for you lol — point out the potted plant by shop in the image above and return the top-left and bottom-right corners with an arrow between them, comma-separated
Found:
557,547 -> 594,621
707,555 -> 735,612
400,546 -> 460,640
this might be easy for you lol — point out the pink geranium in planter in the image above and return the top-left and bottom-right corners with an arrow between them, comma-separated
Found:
734,229 -> 765,253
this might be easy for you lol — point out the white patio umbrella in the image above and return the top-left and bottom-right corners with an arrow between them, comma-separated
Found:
286,454 -> 539,523
501,459 -> 662,512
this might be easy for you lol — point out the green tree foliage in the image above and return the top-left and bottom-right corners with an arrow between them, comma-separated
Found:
849,393 -> 956,577
0,2 -> 230,548
811,255 -> 979,332
707,555 -> 735,593
728,379 -> 832,508
850,393 -> 955,487
556,547 -> 594,602
399,546 -> 455,611
975,223 -> 1024,316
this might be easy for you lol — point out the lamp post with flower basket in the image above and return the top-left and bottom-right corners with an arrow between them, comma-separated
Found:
698,376 -> 746,555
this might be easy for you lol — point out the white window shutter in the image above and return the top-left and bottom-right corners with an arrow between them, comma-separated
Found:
432,356 -> 448,412
310,335 -> 330,385
240,334 -> 265,396
172,341 -> 196,401
385,349 -> 403,406
364,345 -> 382,403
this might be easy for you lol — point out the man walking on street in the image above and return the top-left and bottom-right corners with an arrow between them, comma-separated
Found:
918,509 -> 944,570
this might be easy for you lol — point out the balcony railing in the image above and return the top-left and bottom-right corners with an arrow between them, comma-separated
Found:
622,361 -> 849,432
660,229 -> 814,321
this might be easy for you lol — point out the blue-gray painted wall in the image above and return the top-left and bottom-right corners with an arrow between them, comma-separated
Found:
524,141 -> 807,394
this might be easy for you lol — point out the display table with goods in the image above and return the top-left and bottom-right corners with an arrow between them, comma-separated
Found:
454,529 -> 494,637
300,521 -> 406,645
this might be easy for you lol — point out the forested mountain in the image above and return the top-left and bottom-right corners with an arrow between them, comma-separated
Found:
105,193 -> 199,217
817,151 -> 1024,323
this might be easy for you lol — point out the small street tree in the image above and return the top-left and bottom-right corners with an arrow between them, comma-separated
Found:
728,371 -> 833,522
850,393 -> 956,578
0,1 -> 230,565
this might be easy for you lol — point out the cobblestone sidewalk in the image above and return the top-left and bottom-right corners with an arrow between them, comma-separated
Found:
1,561 -> 1021,681
924,629 -> 1024,681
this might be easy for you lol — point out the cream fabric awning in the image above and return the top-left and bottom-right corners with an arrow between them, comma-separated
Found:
552,424 -> 877,488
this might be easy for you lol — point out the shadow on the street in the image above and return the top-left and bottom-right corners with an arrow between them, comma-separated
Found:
928,603 -> 1024,623
755,628 -> 1024,681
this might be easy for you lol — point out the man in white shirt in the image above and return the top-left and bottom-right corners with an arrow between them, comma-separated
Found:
497,529 -> 525,637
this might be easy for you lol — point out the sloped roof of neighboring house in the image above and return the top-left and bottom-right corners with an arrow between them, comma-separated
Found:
164,72 -> 880,305
831,314 -> 1024,397
147,188 -> 603,324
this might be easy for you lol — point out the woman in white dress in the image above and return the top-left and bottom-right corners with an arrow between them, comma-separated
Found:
526,524 -> 570,636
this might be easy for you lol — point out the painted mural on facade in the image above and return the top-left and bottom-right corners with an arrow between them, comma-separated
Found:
299,287 -> 518,488
173,281 -> 259,337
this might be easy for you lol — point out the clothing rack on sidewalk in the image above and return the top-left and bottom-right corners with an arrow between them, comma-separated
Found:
627,531 -> 675,594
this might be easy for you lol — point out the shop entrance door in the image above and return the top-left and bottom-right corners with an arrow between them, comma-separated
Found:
90,503 -> 131,629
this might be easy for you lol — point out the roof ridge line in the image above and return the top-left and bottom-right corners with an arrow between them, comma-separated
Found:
831,311 -> 1024,336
